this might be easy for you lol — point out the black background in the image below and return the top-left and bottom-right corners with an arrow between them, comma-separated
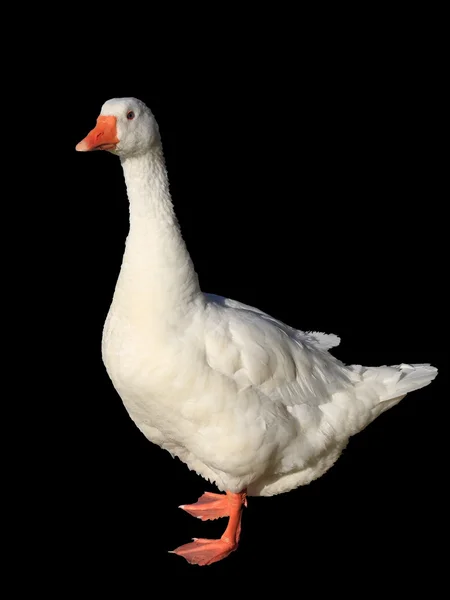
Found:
17,13 -> 447,596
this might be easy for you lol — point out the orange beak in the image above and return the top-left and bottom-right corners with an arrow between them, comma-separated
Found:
75,115 -> 119,152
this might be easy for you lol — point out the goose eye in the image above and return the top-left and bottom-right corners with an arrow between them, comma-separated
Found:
127,111 -> 135,120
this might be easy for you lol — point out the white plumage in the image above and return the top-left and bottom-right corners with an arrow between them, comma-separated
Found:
76,97 -> 438,564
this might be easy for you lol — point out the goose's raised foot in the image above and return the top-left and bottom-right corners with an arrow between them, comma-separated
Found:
179,491 -> 247,521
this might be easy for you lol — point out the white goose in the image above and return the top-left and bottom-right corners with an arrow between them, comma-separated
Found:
76,97 -> 438,566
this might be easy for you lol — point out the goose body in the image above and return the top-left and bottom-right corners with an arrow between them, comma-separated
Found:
76,97 -> 438,565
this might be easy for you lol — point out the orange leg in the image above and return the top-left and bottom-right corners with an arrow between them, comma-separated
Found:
171,490 -> 247,566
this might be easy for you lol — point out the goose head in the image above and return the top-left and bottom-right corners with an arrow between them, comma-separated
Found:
76,97 -> 160,157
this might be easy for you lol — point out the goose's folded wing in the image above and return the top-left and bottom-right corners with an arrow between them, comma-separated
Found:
203,294 -> 351,408
204,293 -> 340,352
